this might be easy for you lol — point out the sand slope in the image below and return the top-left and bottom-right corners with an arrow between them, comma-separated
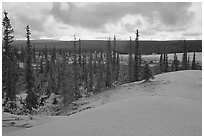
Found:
5,70 -> 202,136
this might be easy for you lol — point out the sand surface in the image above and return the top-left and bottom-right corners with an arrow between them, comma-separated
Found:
4,70 -> 202,136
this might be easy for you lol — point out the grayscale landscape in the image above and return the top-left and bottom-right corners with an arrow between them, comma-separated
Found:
2,2 -> 202,136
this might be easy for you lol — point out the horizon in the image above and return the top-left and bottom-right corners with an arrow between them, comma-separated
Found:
12,38 -> 202,42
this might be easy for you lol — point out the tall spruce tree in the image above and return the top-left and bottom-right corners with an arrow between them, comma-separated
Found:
128,37 -> 133,82
2,11 -> 18,103
25,25 -> 38,112
134,29 -> 139,81
73,35 -> 80,99
105,38 -> 112,88
112,36 -> 117,78
61,52 -> 75,105
2,11 -> 14,56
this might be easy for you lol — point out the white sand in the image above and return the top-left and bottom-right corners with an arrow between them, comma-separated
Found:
4,70 -> 202,136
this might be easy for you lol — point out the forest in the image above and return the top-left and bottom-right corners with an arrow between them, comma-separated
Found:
2,10 -> 202,115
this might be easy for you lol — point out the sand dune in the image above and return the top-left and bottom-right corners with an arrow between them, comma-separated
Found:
5,70 -> 202,136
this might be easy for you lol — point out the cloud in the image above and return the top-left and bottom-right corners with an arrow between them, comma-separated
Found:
2,2 -> 52,39
2,2 -> 201,40
183,32 -> 201,36
50,2 -> 194,30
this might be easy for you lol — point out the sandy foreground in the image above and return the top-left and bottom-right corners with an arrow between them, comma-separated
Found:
3,70 -> 202,136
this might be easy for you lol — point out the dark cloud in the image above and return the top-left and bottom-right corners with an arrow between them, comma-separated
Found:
50,2 -> 194,30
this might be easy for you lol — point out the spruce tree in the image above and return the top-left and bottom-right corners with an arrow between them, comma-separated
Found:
159,54 -> 163,73
25,25 -> 38,112
82,53 -> 88,89
112,36 -> 117,78
163,53 -> 166,72
115,47 -> 120,81
61,52 -> 75,105
2,11 -> 18,103
134,29 -> 139,81
2,11 -> 14,55
88,52 -> 93,92
105,38 -> 112,88
73,35 -> 80,99
128,37 -> 133,82
182,40 -> 188,70
164,53 -> 168,72
192,52 -> 196,70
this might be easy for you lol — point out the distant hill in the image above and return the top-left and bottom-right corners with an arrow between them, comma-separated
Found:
11,39 -> 202,54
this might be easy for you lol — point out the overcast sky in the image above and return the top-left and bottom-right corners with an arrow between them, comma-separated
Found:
2,2 -> 202,40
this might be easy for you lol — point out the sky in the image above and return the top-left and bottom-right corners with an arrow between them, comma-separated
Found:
2,2 -> 202,41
